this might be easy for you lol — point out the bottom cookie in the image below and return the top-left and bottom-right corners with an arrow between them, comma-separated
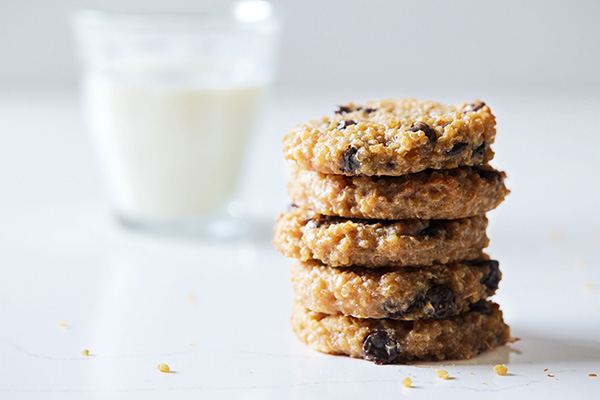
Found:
291,300 -> 509,364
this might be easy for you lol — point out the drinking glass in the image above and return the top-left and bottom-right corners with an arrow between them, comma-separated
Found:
72,0 -> 281,238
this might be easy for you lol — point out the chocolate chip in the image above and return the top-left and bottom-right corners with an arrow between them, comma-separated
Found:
419,222 -> 447,238
385,294 -> 425,319
473,143 -> 486,158
341,146 -> 360,173
334,105 -> 355,115
469,300 -> 491,315
475,168 -> 503,182
425,285 -> 455,319
334,105 -> 377,115
409,121 -> 436,142
336,119 -> 357,130
287,203 -> 299,210
362,331 -> 399,365
477,260 -> 501,292
305,219 -> 322,229
370,175 -> 382,183
463,100 -> 485,113
446,142 -> 468,156
306,215 -> 343,228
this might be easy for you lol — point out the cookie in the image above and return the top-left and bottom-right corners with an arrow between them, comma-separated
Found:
274,208 -> 488,267
291,259 -> 500,320
288,166 -> 509,220
290,300 -> 509,364
283,98 -> 496,176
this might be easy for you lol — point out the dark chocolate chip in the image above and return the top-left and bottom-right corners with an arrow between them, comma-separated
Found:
463,100 -> 486,113
341,146 -> 360,174
409,121 -> 437,142
305,219 -> 321,229
475,168 -> 503,182
469,300 -> 491,315
336,119 -> 357,130
305,215 -> 335,229
446,142 -> 468,156
477,260 -> 501,292
383,301 -> 406,318
362,331 -> 399,365
362,107 -> 377,114
419,222 -> 447,238
370,175 -> 382,183
425,285 -> 455,319
473,143 -> 486,158
287,203 -> 299,210
385,294 -> 425,319
334,105 -> 355,115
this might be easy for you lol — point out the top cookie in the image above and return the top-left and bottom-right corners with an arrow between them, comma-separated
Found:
283,98 -> 496,176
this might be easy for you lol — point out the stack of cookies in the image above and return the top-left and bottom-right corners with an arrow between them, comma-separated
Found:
273,98 -> 510,364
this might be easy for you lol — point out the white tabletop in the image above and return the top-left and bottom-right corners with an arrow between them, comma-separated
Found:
1,84 -> 599,399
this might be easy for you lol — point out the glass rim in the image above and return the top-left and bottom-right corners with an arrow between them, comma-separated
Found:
72,1 -> 281,29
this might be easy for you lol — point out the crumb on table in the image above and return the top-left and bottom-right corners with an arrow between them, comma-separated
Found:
436,369 -> 450,380
81,349 -> 89,356
157,364 -> 170,373
402,377 -> 412,388
494,364 -> 508,376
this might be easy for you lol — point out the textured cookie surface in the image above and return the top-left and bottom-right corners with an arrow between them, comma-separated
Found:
288,166 -> 509,220
291,259 -> 501,320
283,98 -> 496,176
274,208 -> 488,267
290,300 -> 509,364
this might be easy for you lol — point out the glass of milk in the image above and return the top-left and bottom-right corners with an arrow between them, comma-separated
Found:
72,1 -> 280,238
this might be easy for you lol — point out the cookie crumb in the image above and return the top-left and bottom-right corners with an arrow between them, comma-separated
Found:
81,349 -> 89,356
470,372 -> 474,375
544,368 -> 548,372
584,282 -> 594,292
402,377 -> 412,388
157,364 -> 170,373
59,321 -> 67,329
482,382 -> 487,385
187,294 -> 196,302
190,343 -> 196,347
436,369 -> 450,380
590,373 -> 597,377
494,364 -> 508,376
547,374 -> 554,377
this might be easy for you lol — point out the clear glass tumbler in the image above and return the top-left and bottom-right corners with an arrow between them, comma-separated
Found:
72,1 -> 280,238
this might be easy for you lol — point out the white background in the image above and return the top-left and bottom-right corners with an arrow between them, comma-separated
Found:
2,0 -> 600,87
1,0 -> 599,398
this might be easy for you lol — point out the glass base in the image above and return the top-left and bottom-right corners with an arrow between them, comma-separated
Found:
115,212 -> 249,240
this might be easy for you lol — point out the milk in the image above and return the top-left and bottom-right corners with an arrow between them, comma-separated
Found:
83,78 -> 265,221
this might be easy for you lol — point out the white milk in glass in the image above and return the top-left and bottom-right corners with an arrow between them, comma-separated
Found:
84,73 -> 265,221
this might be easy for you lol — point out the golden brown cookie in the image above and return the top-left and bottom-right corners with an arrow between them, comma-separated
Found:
290,300 -> 509,364
288,166 -> 509,220
283,98 -> 496,176
274,208 -> 488,267
291,259 -> 501,320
